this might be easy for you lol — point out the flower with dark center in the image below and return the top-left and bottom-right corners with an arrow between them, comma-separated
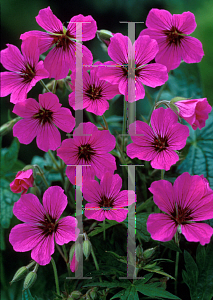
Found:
140,8 -> 204,71
57,122 -> 116,186
13,92 -> 75,152
83,172 -> 136,222
69,62 -> 119,116
9,186 -> 79,265
147,173 -> 213,245
21,7 -> 97,79
0,37 -> 49,103
127,107 -> 189,171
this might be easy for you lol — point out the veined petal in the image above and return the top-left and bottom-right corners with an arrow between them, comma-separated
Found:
35,6 -> 63,33
55,216 -> 79,245
147,213 -> 177,242
68,14 -> 97,41
181,223 -> 213,245
83,180 -> 102,203
84,203 -> 106,221
172,11 -> 196,34
135,35 -> 159,65
31,233 -> 54,265
13,119 -> 39,144
1,44 -> 25,72
180,36 -> 204,64
53,107 -> 75,132
38,92 -> 61,112
43,186 -> 67,220
100,173 -> 122,199
12,98 -> 40,118
151,107 -> 178,137
155,42 -> 182,72
20,31 -> 53,54
138,63 -> 168,88
146,9 -> 173,31
0,72 -> 23,98
21,37 -> 40,67
105,209 -> 128,222
150,149 -> 179,171
108,33 -> 129,64
36,122 -> 61,152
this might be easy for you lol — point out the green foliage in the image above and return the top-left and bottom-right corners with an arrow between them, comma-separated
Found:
22,289 -> 34,300
0,138 -> 20,177
123,213 -> 150,242
182,244 -> 213,300
177,110 -> 213,188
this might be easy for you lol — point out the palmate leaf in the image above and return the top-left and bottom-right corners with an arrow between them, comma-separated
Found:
135,281 -> 180,299
0,138 -> 19,177
177,110 -> 213,188
182,244 -> 213,300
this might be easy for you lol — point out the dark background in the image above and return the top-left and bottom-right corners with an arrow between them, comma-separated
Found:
1,0 -> 213,163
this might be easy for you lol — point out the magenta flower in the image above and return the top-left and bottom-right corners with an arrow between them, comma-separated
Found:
147,173 -> 213,245
70,251 -> 79,272
83,172 -> 136,222
57,122 -> 117,185
173,98 -> 212,130
140,9 -> 204,71
69,62 -> 120,115
126,108 -> 189,171
0,37 -> 49,103
12,92 -> 75,152
10,169 -> 34,195
97,33 -> 168,102
20,7 -> 97,79
9,186 -> 80,265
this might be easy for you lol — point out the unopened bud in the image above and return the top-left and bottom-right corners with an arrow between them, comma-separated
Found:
89,290 -> 97,300
169,102 -> 179,114
10,266 -> 28,284
170,96 -> 187,103
83,240 -> 91,259
69,243 -> 82,262
143,247 -> 156,259
23,271 -> 37,290
136,245 -> 143,258
70,290 -> 82,299
97,29 -> 114,47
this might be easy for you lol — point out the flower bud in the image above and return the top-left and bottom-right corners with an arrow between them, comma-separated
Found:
96,29 -> 114,47
23,271 -> 37,290
143,247 -> 156,259
136,245 -> 143,258
10,266 -> 28,284
10,169 -> 34,195
83,240 -> 91,259
70,290 -> 82,299
89,289 -> 97,300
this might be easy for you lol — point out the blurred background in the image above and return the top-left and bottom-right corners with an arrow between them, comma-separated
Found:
1,0 -> 213,163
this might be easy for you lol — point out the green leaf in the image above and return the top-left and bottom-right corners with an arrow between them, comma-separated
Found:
158,240 -> 182,253
123,213 -> 150,242
88,221 -> 119,237
0,138 -> 19,177
177,110 -> 213,188
135,281 -> 181,299
0,178 -> 19,228
83,281 -> 130,289
22,289 -> 34,300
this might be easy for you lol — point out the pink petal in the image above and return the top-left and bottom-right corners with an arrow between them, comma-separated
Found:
53,107 -> 75,132
175,99 -> 197,119
149,180 -> 175,214
84,203 -> 106,221
190,195 -> 213,221
21,37 -> 40,67
89,130 -> 116,153
108,33 -> 129,64
193,99 -> 212,129
128,120 -> 154,144
10,81 -> 31,104
9,224 -> 44,252
20,31 -> 53,54
135,35 -> 159,65
105,209 -> 128,222
36,123 -> 61,152
1,44 -> 25,72
91,153 -> 117,179
146,9 -> 173,31
83,180 -> 102,203
126,143 -> 156,161
55,216 -> 79,245
12,98 -> 40,118
155,42 -> 182,72
172,11 -> 196,35
13,193 -> 45,223
84,98 -> 110,116
43,186 -> 67,220
31,233 -> 54,265
34,61 -> 49,81
166,123 -> 189,150
35,7 -> 63,33
0,72 -> 23,98
98,61 -> 124,85
138,63 -> 168,88
100,173 -> 122,199
38,92 -> 61,112
114,190 -> 136,207
57,139 -> 79,165
68,14 -> 97,41
181,223 -> 213,245
147,213 -> 177,242
151,108 -> 178,137
150,149 -> 180,171
70,252 -> 79,272
180,36 -> 204,64
13,119 -> 39,144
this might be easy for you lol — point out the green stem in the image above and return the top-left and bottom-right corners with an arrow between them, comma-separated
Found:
62,245 -> 72,276
90,246 -> 100,272
155,82 -> 167,104
56,244 -> 67,263
175,251 -> 179,296
48,150 -> 65,185
122,97 -> 127,152
145,88 -> 153,106
52,80 -> 57,94
102,114 -> 108,130
40,80 -> 51,92
85,110 -> 96,124
103,219 -> 106,241
51,258 -> 60,296
34,165 -> 49,188
161,169 -> 165,180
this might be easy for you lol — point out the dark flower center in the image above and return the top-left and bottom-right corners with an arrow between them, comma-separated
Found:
153,136 -> 169,152
122,63 -> 140,79
99,195 -> 114,209
170,204 -> 193,225
51,30 -> 75,51
85,84 -> 102,100
38,215 -> 58,237
164,26 -> 183,46
78,144 -> 95,162
21,64 -> 35,83
33,109 -> 53,125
